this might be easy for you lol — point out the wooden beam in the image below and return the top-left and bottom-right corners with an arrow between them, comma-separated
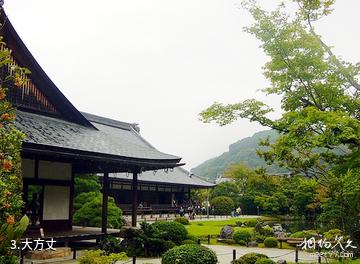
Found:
131,171 -> 139,227
102,172 -> 109,233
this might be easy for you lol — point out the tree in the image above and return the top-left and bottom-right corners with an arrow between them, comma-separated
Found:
0,28 -> 30,261
209,182 -> 240,205
200,0 -> 359,245
73,194 -> 123,229
73,174 -> 123,229
74,174 -> 101,196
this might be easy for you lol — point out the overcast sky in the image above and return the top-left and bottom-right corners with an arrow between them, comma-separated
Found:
4,1 -> 360,170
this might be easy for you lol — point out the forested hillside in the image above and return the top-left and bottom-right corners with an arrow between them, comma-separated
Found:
191,130 -> 287,181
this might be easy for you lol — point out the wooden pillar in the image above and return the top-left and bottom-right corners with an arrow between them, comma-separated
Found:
69,168 -> 75,229
102,172 -> 109,233
132,171 -> 139,227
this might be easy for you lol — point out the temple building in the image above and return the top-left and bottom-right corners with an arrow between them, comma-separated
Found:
0,7 -> 212,239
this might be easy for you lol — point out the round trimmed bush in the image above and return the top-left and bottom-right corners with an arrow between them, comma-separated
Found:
255,258 -> 276,264
210,196 -> 234,215
233,230 -> 252,244
238,240 -> 246,246
232,253 -> 268,264
162,244 -> 217,264
264,237 -> 278,248
246,219 -> 258,227
175,217 -> 190,225
152,221 -> 188,245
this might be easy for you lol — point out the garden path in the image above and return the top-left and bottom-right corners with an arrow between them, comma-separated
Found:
116,245 -> 320,264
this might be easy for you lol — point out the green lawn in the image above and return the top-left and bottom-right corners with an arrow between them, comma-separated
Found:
185,217 -> 259,237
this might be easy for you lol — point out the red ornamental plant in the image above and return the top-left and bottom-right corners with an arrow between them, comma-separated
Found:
0,33 -> 28,260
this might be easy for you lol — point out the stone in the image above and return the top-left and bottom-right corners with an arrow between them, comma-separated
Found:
277,260 -> 287,264
219,225 -> 234,239
248,241 -> 258,247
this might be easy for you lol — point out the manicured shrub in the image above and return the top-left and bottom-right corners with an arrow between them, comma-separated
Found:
238,240 -> 246,246
162,244 -> 217,264
153,221 -> 188,245
74,192 -> 98,210
261,227 -> 274,237
289,230 -> 316,239
324,229 -> 343,241
233,230 -> 252,244
163,240 -> 176,250
255,258 -> 276,264
255,235 -> 265,243
254,223 -> 273,237
78,250 -> 127,264
175,217 -> 190,225
289,231 -> 307,238
264,237 -> 278,248
231,253 -> 268,264
119,222 -> 172,257
73,195 -> 123,229
186,233 -> 199,242
210,196 -> 234,215
246,219 -> 259,227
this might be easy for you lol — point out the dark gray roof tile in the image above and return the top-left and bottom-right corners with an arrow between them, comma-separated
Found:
15,110 -> 180,161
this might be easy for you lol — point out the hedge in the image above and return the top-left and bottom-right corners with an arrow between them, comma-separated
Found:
152,221 -> 188,245
264,237 -> 278,248
162,244 -> 217,264
210,196 -> 234,215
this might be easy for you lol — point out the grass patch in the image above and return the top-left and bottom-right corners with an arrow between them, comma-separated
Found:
186,218 -> 258,237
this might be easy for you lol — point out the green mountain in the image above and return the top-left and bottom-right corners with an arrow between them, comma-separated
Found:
191,130 -> 287,181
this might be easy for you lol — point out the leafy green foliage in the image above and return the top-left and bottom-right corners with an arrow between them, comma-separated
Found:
175,217 -> 190,225
255,258 -> 276,264
232,253 -> 268,264
74,174 -> 101,196
263,237 -> 278,248
199,0 -> 360,246
210,196 -> 234,215
120,222 -> 178,257
323,229 -> 343,241
152,221 -> 188,245
0,34 -> 29,259
74,192 -> 98,211
0,215 -> 29,256
246,219 -> 259,227
233,230 -> 252,244
78,249 -> 127,264
73,194 -> 122,229
73,174 -> 123,229
161,244 -> 217,264
209,182 -> 240,205
99,236 -> 122,255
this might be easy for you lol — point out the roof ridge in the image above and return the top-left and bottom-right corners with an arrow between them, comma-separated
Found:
81,112 -> 136,131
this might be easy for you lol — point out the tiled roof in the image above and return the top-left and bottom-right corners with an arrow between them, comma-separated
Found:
15,110 -> 180,161
83,113 -> 214,188
110,167 -> 214,188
